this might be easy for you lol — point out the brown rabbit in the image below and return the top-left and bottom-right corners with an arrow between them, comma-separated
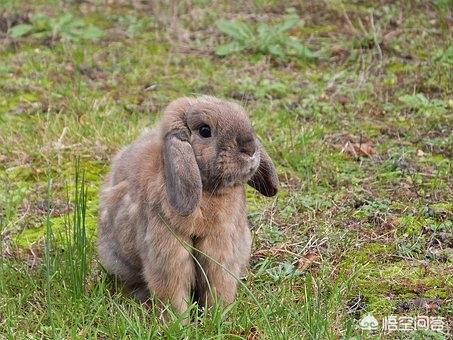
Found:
98,96 -> 278,315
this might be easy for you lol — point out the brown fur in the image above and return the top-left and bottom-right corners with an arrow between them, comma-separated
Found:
98,96 -> 278,316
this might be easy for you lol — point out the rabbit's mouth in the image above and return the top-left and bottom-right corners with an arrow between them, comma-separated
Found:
224,151 -> 260,186
198,150 -> 261,191
241,150 -> 260,178
249,150 -> 260,170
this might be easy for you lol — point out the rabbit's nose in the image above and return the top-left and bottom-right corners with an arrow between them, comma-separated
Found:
239,139 -> 256,157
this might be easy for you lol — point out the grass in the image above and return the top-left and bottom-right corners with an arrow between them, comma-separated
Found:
0,0 -> 452,338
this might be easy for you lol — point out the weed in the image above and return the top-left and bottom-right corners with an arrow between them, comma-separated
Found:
433,45 -> 453,65
44,179 -> 55,335
399,93 -> 449,116
9,12 -> 104,42
61,159 -> 90,298
113,14 -> 154,38
215,14 -> 320,62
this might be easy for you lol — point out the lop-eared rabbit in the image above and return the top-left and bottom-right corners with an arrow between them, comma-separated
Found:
98,96 -> 278,315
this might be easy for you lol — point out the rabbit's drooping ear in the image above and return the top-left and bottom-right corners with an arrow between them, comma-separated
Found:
163,130 -> 202,216
248,141 -> 279,197
161,98 -> 202,216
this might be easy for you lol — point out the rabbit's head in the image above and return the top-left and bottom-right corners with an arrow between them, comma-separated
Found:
161,96 -> 278,216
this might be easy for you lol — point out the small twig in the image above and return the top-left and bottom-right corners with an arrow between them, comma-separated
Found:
54,126 -> 68,166
341,7 -> 359,35
369,12 -> 383,62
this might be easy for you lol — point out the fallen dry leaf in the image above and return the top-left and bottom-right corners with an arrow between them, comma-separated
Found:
358,142 -> 375,156
64,63 -> 75,74
246,326 -> 259,340
331,45 -> 349,58
337,95 -> 350,105
341,141 -> 375,158
297,251 -> 318,271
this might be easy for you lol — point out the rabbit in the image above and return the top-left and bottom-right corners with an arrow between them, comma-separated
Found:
97,96 -> 278,316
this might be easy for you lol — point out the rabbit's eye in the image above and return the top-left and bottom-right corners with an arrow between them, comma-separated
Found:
198,125 -> 211,138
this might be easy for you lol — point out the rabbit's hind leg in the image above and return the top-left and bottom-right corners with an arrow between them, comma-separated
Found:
99,239 -> 145,290
124,281 -> 150,303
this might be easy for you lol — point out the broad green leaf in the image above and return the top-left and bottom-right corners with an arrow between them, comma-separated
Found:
66,18 -> 85,30
9,24 -> 33,38
216,20 -> 253,42
52,13 -> 75,35
275,14 -> 299,34
257,23 -> 274,47
31,13 -> 51,31
80,25 -> 104,40
30,31 -> 48,39
267,44 -> 287,60
215,42 -> 244,56
257,23 -> 270,38
60,30 -> 80,42
399,94 -> 431,108
286,39 -> 318,60
433,45 -> 453,65
55,13 -> 75,27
